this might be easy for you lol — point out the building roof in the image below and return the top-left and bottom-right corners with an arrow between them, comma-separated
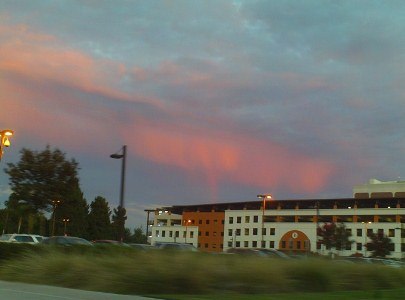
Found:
164,197 -> 405,215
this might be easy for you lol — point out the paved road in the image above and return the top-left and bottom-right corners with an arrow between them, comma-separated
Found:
0,280 -> 161,300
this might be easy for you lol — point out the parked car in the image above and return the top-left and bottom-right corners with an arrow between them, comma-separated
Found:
127,243 -> 154,251
0,234 -> 44,244
41,236 -> 92,246
256,248 -> 291,259
226,248 -> 267,257
155,242 -> 198,252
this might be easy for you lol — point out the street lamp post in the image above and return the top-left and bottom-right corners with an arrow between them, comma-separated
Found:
144,209 -> 155,239
51,200 -> 61,236
0,129 -> 14,161
62,217 -> 70,236
257,194 -> 272,248
110,145 -> 127,242
362,221 -> 372,257
185,219 -> 191,243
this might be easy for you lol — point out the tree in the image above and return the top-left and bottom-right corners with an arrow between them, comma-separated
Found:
366,232 -> 394,258
318,222 -> 352,251
5,146 -> 80,212
87,196 -> 112,240
4,146 -> 87,237
111,206 -> 127,242
126,226 -> 147,244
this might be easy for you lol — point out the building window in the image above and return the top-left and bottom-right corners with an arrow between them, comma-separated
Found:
236,229 -> 241,236
270,241 -> 275,248
199,220 -> 202,224
190,231 -> 194,238
244,228 -> 249,235
261,241 -> 265,248
198,231 -> 201,236
289,240 -> 293,249
214,219 -> 218,224
155,230 -> 159,237
281,241 -> 286,249
297,241 -> 301,249
244,241 -> 249,247
237,217 -> 242,223
357,243 -> 362,251
368,229 -> 374,237
262,228 -> 266,235
205,232 -> 209,236
228,241 -> 233,247
228,229 -> 232,236
229,217 -> 234,224
245,216 -> 250,223
254,216 -> 259,223
205,243 -> 208,248
270,228 -> 275,235
378,229 -> 384,236
252,241 -> 257,247
357,229 -> 362,237
236,241 -> 240,247
253,228 -> 258,235
389,229 -> 395,237
213,232 -> 217,237
389,243 -> 395,252
212,244 -> 217,249
206,220 -> 210,225
169,231 -> 173,237
175,231 -> 179,238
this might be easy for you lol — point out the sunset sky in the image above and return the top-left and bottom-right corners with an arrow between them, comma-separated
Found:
1,1 -> 405,229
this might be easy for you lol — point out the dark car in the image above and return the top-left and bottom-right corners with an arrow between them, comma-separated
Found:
155,242 -> 198,251
41,236 -> 93,246
256,248 -> 291,259
226,248 -> 267,256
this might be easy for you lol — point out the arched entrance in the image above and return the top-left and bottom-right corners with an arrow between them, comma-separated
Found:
279,230 -> 310,253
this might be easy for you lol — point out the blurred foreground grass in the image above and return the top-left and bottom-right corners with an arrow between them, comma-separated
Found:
0,244 -> 405,297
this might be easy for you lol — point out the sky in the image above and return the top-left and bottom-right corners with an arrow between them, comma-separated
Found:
1,0 -> 405,229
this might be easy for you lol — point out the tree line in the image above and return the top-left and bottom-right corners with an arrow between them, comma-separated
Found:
0,146 -> 146,243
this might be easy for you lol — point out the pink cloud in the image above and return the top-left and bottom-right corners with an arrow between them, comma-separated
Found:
126,120 -> 335,195
0,23 -> 336,198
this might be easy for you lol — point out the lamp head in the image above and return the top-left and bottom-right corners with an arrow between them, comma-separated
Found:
110,154 -> 124,159
3,137 -> 10,147
257,194 -> 272,199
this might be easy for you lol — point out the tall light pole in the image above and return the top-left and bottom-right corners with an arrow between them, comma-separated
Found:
110,145 -> 127,242
51,199 -> 61,236
62,217 -> 70,236
257,194 -> 272,248
0,129 -> 14,161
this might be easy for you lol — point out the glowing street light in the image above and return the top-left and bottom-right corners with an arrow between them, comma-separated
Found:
62,217 -> 70,236
257,194 -> 272,248
0,129 -> 14,161
185,219 -> 191,243
51,199 -> 61,236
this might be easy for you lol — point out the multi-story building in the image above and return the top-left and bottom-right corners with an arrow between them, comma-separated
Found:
149,180 -> 405,258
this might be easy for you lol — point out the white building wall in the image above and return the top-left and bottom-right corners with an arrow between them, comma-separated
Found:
151,225 -> 198,247
223,208 -> 404,259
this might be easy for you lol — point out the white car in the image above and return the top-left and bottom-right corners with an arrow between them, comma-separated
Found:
0,234 -> 44,244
